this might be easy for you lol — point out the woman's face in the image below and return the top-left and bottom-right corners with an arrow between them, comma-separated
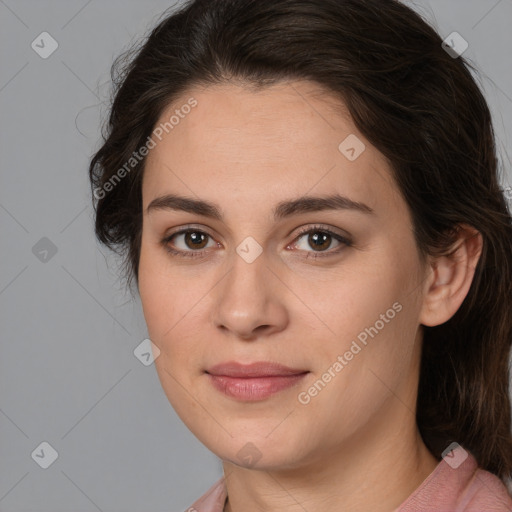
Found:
138,81 -> 430,470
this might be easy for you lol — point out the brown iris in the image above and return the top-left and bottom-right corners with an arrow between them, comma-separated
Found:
308,231 -> 332,251
184,231 -> 208,250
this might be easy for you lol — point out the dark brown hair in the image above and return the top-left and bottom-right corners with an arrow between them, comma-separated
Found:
88,0 -> 512,483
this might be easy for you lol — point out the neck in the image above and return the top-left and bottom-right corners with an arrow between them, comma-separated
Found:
222,401 -> 439,512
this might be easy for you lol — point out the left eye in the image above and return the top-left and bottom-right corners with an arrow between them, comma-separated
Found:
293,230 -> 343,252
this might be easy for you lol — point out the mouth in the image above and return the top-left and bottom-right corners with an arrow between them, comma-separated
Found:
205,361 -> 309,401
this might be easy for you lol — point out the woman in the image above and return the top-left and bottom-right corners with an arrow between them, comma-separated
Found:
89,0 -> 512,510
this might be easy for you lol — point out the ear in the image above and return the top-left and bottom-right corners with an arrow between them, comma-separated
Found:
419,224 -> 483,327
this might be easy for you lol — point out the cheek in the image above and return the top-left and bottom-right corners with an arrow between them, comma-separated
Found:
138,241 -> 184,353
297,300 -> 419,445
297,245 -> 422,399
138,243 -> 164,336
138,240 -> 210,368
285,253 -> 403,350
138,245 -> 202,417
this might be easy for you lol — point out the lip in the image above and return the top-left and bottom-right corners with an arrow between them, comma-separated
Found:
206,361 -> 308,378
205,361 -> 309,401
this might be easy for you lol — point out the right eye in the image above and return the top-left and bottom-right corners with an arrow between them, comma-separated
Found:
161,228 -> 219,258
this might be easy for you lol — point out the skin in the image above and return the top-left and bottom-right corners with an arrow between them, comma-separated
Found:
137,80 -> 483,512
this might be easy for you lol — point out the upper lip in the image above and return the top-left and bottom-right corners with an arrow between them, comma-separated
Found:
206,361 -> 309,378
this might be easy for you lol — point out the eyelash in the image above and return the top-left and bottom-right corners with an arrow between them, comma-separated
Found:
161,224 -> 352,260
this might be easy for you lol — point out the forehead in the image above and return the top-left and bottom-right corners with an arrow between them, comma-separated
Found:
142,81 -> 399,217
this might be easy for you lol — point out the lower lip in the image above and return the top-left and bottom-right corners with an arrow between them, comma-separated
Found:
206,373 -> 309,401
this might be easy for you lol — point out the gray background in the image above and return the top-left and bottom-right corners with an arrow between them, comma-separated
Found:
0,1 -> 511,511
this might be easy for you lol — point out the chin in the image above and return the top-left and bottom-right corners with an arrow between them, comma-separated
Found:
203,430 -> 309,471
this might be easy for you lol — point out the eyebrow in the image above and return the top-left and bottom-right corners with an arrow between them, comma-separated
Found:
146,192 -> 374,220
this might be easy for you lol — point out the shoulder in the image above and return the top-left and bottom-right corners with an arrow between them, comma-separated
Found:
462,468 -> 512,511
396,446 -> 512,512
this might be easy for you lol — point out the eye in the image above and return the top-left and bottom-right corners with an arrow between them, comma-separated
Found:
289,225 -> 352,258
161,228 -> 217,259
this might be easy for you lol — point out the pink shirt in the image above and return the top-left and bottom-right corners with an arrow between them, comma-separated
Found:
186,446 -> 512,511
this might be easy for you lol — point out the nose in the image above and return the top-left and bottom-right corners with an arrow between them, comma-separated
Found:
211,251 -> 289,341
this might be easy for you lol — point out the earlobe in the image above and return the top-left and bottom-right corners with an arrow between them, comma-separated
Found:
419,225 -> 483,327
